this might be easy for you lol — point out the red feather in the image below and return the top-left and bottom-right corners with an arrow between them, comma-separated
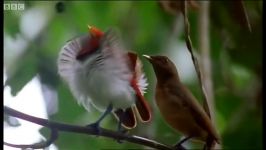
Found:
128,52 -> 151,122
76,26 -> 104,60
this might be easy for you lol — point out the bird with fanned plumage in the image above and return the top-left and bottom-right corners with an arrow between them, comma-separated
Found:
57,25 -> 151,132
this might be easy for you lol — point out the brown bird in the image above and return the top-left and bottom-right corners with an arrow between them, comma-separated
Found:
143,55 -> 220,149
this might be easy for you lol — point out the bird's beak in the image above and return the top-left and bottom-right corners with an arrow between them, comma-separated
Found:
143,55 -> 152,61
88,25 -> 103,38
88,25 -> 94,36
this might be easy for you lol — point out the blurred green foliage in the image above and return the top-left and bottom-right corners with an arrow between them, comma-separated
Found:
4,1 -> 262,150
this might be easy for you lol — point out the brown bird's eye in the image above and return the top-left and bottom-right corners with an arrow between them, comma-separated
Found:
162,58 -> 169,64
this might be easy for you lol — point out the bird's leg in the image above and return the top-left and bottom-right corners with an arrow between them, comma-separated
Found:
174,136 -> 193,149
203,136 -> 215,150
117,119 -> 123,133
86,103 -> 113,135
203,141 -> 212,150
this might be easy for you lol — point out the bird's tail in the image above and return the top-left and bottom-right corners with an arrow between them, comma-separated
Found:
133,93 -> 152,122
112,95 -> 152,129
112,107 -> 136,129
112,94 -> 152,129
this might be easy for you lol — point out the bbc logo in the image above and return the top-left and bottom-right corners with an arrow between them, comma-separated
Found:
4,3 -> 25,11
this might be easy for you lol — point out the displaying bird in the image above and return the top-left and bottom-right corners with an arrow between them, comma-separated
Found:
57,25 -> 151,132
143,55 -> 220,149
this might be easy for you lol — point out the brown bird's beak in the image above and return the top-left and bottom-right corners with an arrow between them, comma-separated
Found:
143,55 -> 152,62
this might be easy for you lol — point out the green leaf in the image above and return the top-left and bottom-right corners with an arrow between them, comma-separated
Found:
4,11 -> 21,38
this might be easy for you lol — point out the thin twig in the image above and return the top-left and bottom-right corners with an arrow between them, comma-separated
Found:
198,1 -> 215,124
181,1 -> 211,118
240,0 -> 252,32
4,106 -> 184,150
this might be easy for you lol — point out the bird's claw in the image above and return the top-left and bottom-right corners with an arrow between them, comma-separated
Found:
86,122 -> 101,136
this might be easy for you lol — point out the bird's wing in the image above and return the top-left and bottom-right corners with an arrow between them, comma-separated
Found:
58,34 -> 88,79
100,29 -> 126,58
127,52 -> 151,123
57,34 -> 95,111
169,84 -> 220,142
99,29 -> 132,79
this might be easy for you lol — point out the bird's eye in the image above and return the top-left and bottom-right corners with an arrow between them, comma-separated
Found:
162,58 -> 169,63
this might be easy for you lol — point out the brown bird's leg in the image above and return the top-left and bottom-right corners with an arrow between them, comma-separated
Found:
174,136 -> 193,149
203,135 -> 215,150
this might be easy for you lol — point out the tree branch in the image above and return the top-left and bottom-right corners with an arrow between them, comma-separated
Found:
4,106 -> 184,150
